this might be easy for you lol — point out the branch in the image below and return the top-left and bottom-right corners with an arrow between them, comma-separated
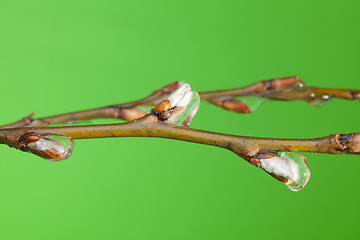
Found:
1,115 -> 359,190
1,77 -> 359,128
1,79 -> 359,191
2,115 -> 359,155
0,79 -> 360,191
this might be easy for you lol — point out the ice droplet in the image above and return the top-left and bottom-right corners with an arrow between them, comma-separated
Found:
152,82 -> 200,127
168,82 -> 191,107
280,152 -> 311,191
21,133 -> 74,161
259,152 -> 310,191
235,96 -> 268,112
167,91 -> 200,127
307,93 -> 334,108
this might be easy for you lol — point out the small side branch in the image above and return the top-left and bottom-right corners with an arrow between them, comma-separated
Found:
0,77 -> 360,129
1,77 -> 359,129
1,79 -> 358,191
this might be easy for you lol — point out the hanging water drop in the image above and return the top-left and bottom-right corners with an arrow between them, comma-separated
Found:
307,93 -> 333,108
257,151 -> 311,191
294,80 -> 306,90
280,152 -> 311,191
19,132 -> 74,161
235,96 -> 269,113
167,91 -> 200,127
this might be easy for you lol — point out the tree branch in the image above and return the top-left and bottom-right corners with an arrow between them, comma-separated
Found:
1,76 -> 359,129
1,113 -> 358,191
1,77 -> 359,192
1,115 -> 359,158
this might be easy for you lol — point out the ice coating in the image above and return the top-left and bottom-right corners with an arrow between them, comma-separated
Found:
28,138 -> 66,153
259,152 -> 311,191
23,133 -> 74,161
235,96 -> 268,113
167,82 -> 192,107
165,82 -> 200,127
168,91 -> 200,127
260,155 -> 300,183
180,91 -> 200,126
176,90 -> 194,107
151,82 -> 200,127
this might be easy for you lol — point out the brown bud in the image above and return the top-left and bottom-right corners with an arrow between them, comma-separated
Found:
18,132 -> 74,161
18,132 -> 41,145
153,99 -> 171,113
117,108 -> 147,121
268,76 -> 300,90
250,151 -> 277,167
221,99 -> 251,113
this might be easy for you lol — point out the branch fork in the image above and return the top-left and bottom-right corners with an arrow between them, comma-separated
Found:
1,77 -> 360,191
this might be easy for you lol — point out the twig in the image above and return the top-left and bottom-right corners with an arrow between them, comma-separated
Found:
1,115 -> 359,158
0,113 -> 358,191
1,78 -> 359,191
1,76 -> 359,128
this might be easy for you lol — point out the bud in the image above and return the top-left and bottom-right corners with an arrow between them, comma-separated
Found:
152,82 -> 200,127
252,151 -> 311,191
18,132 -> 74,161
234,96 -> 269,113
220,99 -> 251,113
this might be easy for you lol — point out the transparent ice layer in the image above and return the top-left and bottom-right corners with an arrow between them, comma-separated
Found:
235,96 -> 269,113
260,152 -> 311,191
154,82 -> 200,127
26,134 -> 74,161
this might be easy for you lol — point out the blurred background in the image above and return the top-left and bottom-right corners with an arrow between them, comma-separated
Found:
0,0 -> 359,239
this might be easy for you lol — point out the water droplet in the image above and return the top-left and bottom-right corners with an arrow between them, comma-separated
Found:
167,82 -> 192,107
20,133 -> 74,161
235,96 -> 268,112
280,152 -> 310,191
259,152 -> 310,191
307,93 -> 333,108
167,91 -> 200,127
295,80 -> 306,90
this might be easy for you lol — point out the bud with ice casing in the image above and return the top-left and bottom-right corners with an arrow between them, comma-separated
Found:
18,132 -> 74,161
151,82 -> 200,127
251,151 -> 311,191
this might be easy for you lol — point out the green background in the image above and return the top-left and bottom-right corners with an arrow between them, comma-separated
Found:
1,0 -> 359,239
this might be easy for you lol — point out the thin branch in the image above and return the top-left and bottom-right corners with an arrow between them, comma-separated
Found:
0,82 -> 180,129
1,77 -> 359,128
1,115 -> 359,159
1,79 -> 358,191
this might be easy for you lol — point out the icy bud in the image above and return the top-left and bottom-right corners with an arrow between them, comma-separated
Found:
18,132 -> 74,161
252,151 -> 311,191
151,82 -> 200,127
213,96 -> 269,114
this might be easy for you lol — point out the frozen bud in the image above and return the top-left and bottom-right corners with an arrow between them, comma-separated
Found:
253,152 -> 311,191
167,82 -> 192,107
18,132 -> 74,161
152,82 -> 200,127
234,96 -> 268,113
219,99 -> 251,113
